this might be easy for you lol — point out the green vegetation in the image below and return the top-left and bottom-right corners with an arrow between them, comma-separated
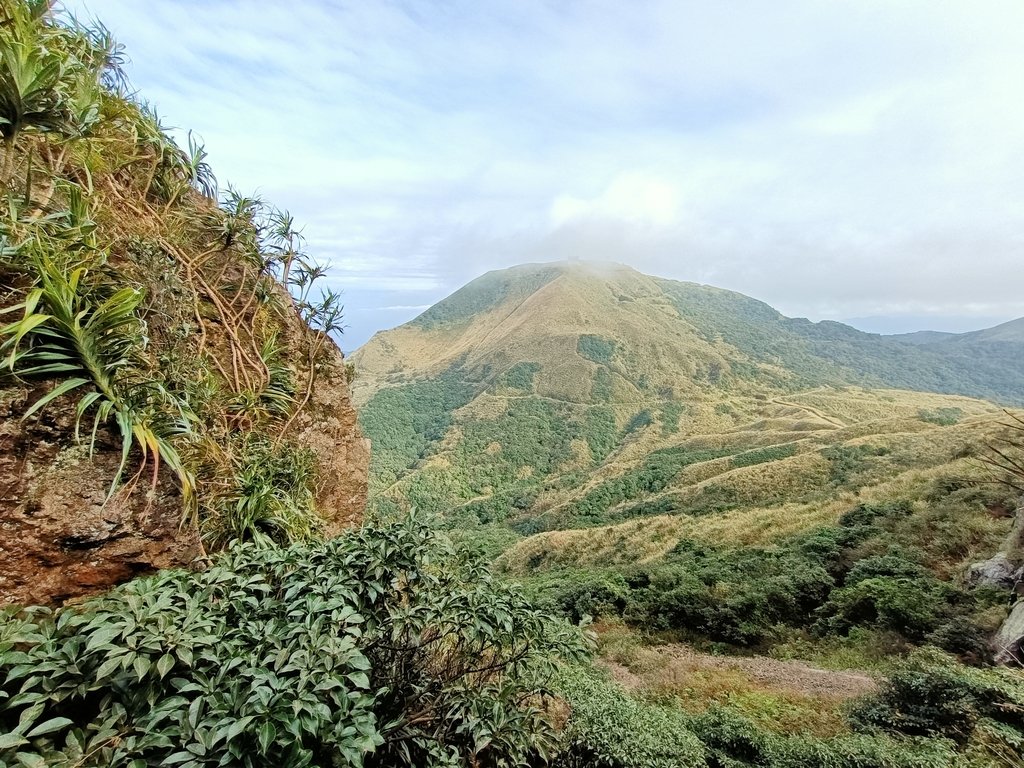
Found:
820,444 -> 891,487
659,401 -> 684,435
851,650 -> 1024,766
552,667 -> 706,768
545,446 -> 733,529
656,279 -> 1024,403
410,263 -> 562,330
501,361 -> 541,391
918,406 -> 963,426
358,366 -> 475,487
0,3 -> 348,548
527,490 -> 1014,651
2,248 -> 193,503
0,515 -> 586,767
732,443 -> 798,468
591,366 -> 613,401
584,406 -> 617,461
6,3 -> 1022,767
577,334 -> 616,366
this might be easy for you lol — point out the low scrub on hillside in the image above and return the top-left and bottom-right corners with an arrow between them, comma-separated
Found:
544,659 -> 1023,768
525,489 -> 1015,655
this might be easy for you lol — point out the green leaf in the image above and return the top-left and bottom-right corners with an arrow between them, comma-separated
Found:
25,717 -> 73,738
156,653 -> 175,679
0,734 -> 27,750
20,377 -> 89,420
257,722 -> 276,753
133,655 -> 151,680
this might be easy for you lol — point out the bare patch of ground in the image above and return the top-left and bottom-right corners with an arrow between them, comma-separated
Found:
600,643 -> 877,701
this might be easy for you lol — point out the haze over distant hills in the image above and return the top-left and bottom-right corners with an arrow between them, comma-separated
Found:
844,315 -> 1016,337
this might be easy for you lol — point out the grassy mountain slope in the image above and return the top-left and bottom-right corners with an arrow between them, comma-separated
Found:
353,262 -> 1020,535
353,262 -> 1024,766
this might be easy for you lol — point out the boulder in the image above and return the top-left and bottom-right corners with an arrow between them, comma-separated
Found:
993,600 -> 1024,666
966,553 -> 1024,590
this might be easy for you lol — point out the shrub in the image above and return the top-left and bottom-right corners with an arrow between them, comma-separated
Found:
731,443 -> 798,469
577,335 -> 616,366
917,407 -> 963,426
584,406 -> 617,461
689,706 -> 956,768
0,515 -> 586,768
550,667 -> 706,768
814,577 -> 949,639
850,650 -> 1024,765
501,361 -> 541,391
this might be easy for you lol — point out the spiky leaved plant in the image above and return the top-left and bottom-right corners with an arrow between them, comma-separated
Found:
0,0 -> 68,180
0,251 -> 195,505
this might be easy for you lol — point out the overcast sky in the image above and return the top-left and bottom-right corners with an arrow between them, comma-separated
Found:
66,0 -> 1024,350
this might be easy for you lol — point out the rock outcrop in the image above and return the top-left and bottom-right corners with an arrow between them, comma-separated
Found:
0,384 -> 202,604
993,601 -> 1024,665
974,501 -> 1024,665
966,553 -> 1024,590
0,336 -> 369,605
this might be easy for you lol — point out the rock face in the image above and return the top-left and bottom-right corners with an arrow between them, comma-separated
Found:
293,340 -> 371,535
966,553 -> 1024,590
0,385 -> 202,605
0,337 -> 369,606
993,601 -> 1024,665
975,501 -> 1024,665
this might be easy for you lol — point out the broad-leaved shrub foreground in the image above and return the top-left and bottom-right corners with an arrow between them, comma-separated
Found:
0,515 -> 587,768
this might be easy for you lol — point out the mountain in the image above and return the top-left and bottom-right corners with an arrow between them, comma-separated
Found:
351,261 -> 1017,545
887,330 -> 958,344
354,262 -> 1024,407
949,316 -> 1024,344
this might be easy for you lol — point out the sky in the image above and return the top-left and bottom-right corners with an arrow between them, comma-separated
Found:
65,0 -> 1024,351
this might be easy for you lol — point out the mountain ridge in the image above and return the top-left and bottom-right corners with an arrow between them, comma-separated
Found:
353,260 -> 1024,407
351,261 -> 1019,546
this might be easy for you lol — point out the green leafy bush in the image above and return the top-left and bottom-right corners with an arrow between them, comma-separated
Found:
814,577 -> 951,639
0,515 -> 586,768
577,334 -> 616,366
550,667 -> 706,768
850,650 -> 1024,766
690,707 -> 956,768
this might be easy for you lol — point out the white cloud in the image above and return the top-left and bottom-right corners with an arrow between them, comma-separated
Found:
65,0 -> 1024,345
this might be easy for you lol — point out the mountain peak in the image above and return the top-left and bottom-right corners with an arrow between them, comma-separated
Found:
352,262 -> 1024,408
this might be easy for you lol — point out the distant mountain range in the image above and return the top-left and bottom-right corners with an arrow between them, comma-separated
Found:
349,261 -> 1019,541
353,261 -> 1024,407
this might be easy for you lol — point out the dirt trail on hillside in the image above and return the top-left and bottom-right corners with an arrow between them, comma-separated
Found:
601,644 -> 878,700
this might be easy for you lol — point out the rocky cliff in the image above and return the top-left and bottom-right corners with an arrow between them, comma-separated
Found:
0,5 -> 367,604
